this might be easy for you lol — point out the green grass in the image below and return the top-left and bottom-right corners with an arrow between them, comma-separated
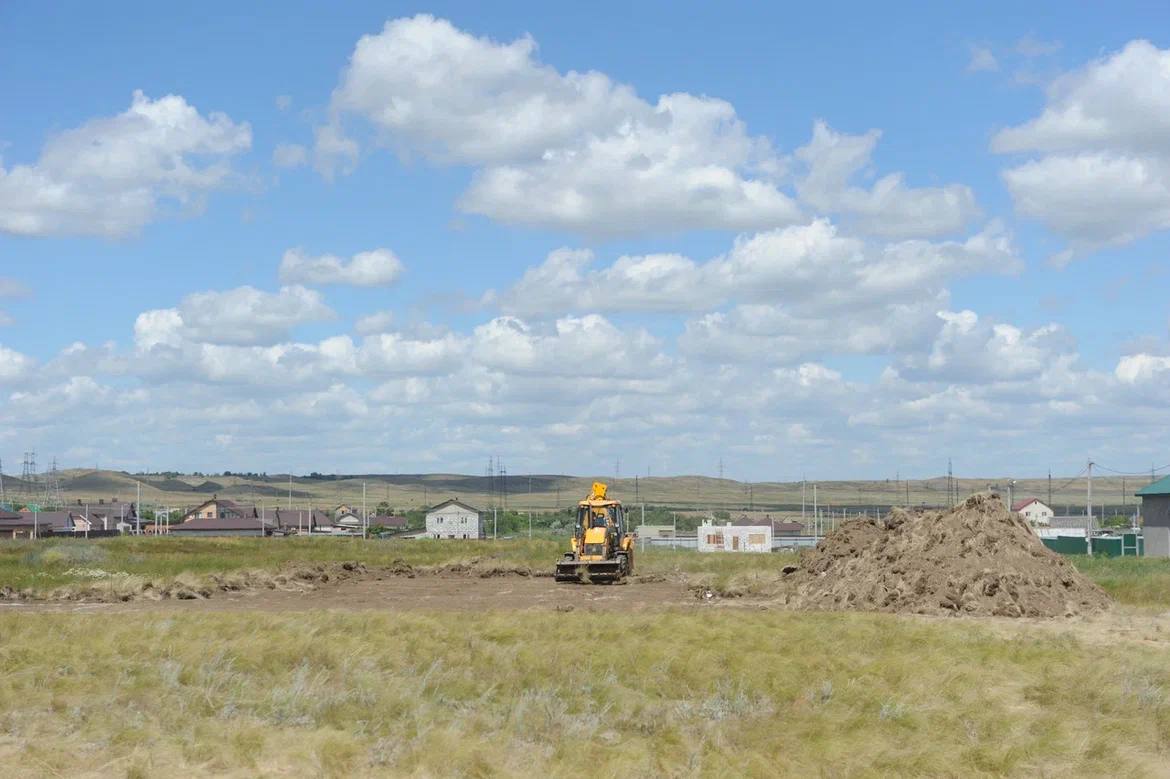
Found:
1,609 -> 1168,777
1065,555 -> 1170,608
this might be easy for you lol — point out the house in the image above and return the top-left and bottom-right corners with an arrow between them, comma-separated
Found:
334,513 -> 410,533
635,524 -> 676,539
425,499 -> 482,539
167,516 -> 275,537
1012,498 -> 1055,526
773,521 -> 806,537
696,520 -> 772,553
1137,476 -> 1170,557
0,509 -> 51,538
272,508 -> 334,534
179,497 -> 258,522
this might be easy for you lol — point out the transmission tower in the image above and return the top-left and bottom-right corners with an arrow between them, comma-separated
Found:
44,457 -> 63,509
21,451 -> 37,504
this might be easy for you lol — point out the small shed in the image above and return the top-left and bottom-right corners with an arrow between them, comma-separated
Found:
1137,476 -> 1170,557
696,520 -> 772,553
425,499 -> 482,539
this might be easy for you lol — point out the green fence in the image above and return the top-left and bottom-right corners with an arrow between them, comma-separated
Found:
1041,534 -> 1145,557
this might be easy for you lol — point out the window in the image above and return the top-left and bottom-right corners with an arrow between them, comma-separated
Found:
748,534 -> 766,546
705,533 -> 724,546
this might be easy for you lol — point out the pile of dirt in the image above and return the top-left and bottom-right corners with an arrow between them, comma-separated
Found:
783,493 -> 1110,617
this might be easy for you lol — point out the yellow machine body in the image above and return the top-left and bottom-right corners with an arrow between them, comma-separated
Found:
555,482 -> 635,583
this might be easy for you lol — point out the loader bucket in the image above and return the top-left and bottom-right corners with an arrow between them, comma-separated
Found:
554,559 -> 624,584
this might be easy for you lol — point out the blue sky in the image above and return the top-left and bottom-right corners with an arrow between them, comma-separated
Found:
1,2 -> 1169,480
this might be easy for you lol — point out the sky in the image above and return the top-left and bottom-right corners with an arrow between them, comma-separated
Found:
1,1 -> 1169,481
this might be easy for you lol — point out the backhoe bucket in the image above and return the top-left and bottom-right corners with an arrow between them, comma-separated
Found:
554,559 -> 624,583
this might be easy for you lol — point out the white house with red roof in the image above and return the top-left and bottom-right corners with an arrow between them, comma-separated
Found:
1012,497 -> 1054,526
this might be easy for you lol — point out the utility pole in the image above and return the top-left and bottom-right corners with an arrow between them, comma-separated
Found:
1086,460 -> 1094,554
493,507 -> 497,540
136,481 -> 141,535
1048,470 -> 1052,507
801,478 -> 806,525
362,481 -> 367,539
813,483 -> 818,538
528,475 -> 532,539
287,474 -> 292,511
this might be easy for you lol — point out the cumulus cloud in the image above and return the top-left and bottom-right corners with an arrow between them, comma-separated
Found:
794,121 -> 979,238
354,310 -> 395,335
279,248 -> 405,287
0,344 -> 33,382
0,91 -> 251,238
495,219 -> 1018,318
472,315 -> 664,378
898,310 -> 1075,383
135,285 -> 334,347
994,40 -> 1170,250
319,15 -> 798,235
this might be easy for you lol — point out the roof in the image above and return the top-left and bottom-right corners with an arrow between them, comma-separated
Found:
272,509 -> 333,528
0,509 -> 20,521
1049,515 -> 1097,529
1012,497 -> 1045,511
171,516 -> 274,531
1136,475 -> 1170,497
369,515 -> 407,528
427,498 -> 482,514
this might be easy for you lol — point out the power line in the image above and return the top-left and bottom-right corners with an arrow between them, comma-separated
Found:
1092,462 -> 1170,477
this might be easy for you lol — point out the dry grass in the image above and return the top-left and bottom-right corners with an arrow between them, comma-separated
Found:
1,608 -> 1168,777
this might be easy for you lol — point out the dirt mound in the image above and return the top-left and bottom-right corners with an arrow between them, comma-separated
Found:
783,493 -> 1110,617
1,561 -> 369,603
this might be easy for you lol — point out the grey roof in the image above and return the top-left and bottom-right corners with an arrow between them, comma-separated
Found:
427,498 -> 482,514
272,508 -> 333,529
369,515 -> 407,528
1048,515 -> 1096,529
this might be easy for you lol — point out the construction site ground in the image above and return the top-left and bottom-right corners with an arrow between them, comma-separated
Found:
5,568 -> 1170,653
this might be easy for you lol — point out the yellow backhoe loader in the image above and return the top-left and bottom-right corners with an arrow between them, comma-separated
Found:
554,482 -> 635,583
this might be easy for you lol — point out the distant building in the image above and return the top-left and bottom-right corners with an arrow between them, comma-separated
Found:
635,524 -> 676,539
1012,498 -> 1054,526
1137,476 -> 1170,557
179,497 -> 258,522
696,520 -> 772,553
168,516 -> 275,537
272,508 -> 334,534
425,499 -> 482,539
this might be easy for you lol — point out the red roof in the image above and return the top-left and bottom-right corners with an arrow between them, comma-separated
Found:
1012,497 -> 1042,512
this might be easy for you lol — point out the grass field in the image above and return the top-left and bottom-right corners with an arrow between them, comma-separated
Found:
3,608 -> 1169,777
2,539 -> 1170,776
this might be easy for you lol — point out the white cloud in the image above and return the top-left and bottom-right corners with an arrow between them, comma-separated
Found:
136,285 -> 334,347
1116,353 -> 1170,384
994,40 -> 1170,249
0,344 -> 32,382
275,95 -> 293,111
0,91 -> 251,238
273,143 -> 308,169
280,248 -> 405,287
898,310 -> 1075,383
794,121 -> 979,238
472,315 -> 663,378
320,15 -> 798,235
967,45 -> 999,73
354,310 -> 395,335
495,219 -> 1018,318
